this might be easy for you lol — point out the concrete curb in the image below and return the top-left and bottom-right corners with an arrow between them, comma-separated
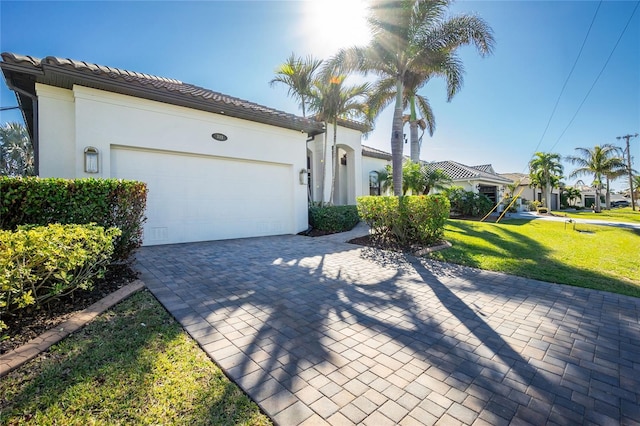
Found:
0,279 -> 145,378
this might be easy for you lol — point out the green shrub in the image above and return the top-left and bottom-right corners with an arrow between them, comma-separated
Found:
442,187 -> 492,217
308,205 -> 360,233
357,195 -> 450,246
0,177 -> 147,260
0,224 -> 121,331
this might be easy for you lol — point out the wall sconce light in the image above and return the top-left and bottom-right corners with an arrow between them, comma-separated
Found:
299,168 -> 309,185
84,146 -> 99,173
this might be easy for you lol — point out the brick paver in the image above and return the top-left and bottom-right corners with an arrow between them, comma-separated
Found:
136,234 -> 640,425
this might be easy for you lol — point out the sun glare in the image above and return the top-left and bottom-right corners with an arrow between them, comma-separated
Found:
301,0 -> 371,58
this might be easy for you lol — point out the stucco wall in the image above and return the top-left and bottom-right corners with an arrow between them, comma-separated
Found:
36,84 -> 76,178
361,155 -> 391,196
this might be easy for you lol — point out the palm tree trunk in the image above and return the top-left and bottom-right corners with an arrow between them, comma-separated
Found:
391,78 -> 404,196
605,177 -> 611,209
320,123 -> 328,206
595,185 -> 602,212
409,96 -> 420,163
545,186 -> 552,211
329,121 -> 337,205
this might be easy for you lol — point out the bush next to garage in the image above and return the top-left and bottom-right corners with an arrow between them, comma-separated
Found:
357,195 -> 450,246
0,224 -> 121,331
0,177 -> 147,260
308,204 -> 360,233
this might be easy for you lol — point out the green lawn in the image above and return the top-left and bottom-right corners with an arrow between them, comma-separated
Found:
429,218 -> 640,297
561,207 -> 640,223
0,290 -> 272,426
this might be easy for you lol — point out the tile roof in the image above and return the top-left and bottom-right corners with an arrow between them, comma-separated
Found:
471,164 -> 495,174
0,52 -> 325,135
500,172 -> 531,185
425,161 -> 512,183
362,144 -> 392,160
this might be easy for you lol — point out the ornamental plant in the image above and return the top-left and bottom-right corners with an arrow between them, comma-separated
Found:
0,224 -> 121,331
357,195 -> 450,246
0,177 -> 147,260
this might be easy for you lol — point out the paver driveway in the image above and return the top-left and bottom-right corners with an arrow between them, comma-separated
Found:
136,234 -> 640,425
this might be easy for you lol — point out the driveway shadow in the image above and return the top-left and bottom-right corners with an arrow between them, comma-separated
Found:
136,235 -> 640,425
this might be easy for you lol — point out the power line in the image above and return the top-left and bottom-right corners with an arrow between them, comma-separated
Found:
548,0 -> 640,153
531,0 -> 602,155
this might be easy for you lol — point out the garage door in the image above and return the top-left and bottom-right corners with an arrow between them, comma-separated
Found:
111,147 -> 294,245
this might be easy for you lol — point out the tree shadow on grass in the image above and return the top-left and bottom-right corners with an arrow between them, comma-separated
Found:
135,234 -> 639,424
436,219 -> 640,297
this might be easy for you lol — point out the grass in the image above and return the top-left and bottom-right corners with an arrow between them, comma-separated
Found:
560,207 -> 640,223
0,290 -> 272,426
429,218 -> 640,298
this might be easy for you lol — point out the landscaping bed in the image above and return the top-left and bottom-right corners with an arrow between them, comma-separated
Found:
0,264 -> 138,355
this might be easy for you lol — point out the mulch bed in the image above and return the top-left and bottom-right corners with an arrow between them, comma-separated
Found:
1,265 -> 139,355
347,234 -> 448,255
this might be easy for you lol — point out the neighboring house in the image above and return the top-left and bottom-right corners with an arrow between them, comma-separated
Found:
426,161 -> 512,205
3,53 -> 369,245
571,180 -> 628,208
500,172 -> 562,210
361,145 -> 512,206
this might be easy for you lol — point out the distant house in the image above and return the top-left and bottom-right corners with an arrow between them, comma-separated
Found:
425,161 -> 512,205
500,172 -> 562,210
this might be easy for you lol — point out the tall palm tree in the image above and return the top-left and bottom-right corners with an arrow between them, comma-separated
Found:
308,75 -> 370,204
330,0 -> 494,194
0,122 -> 34,176
269,53 -> 323,117
529,152 -> 563,211
566,144 -> 625,213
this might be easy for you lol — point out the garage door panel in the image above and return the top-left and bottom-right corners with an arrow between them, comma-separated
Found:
111,148 -> 293,245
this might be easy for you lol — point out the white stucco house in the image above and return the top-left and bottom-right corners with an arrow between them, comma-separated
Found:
500,172 -> 562,210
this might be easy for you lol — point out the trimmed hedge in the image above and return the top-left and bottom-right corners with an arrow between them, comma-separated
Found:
309,205 -> 360,233
357,195 -> 450,246
0,224 -> 121,331
0,177 -> 147,260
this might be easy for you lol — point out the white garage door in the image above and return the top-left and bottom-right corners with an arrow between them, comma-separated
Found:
111,147 -> 294,245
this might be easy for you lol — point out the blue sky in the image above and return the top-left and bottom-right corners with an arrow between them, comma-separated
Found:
1,0 -> 638,190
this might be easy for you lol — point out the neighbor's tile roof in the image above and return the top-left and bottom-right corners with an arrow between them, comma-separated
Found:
425,161 -> 512,183
471,164 -> 495,174
500,172 -> 531,185
0,52 -> 325,135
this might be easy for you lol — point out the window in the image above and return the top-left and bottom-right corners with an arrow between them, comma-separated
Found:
369,171 -> 380,196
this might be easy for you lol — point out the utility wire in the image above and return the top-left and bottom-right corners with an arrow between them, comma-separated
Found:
531,0 -> 602,155
548,0 -> 640,153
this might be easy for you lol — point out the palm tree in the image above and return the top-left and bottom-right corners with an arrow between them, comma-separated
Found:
563,187 -> 582,207
330,0 -> 494,194
529,152 -> 563,211
375,166 -> 394,194
566,144 -> 625,213
308,75 -> 369,204
270,53 -> 323,117
0,122 -> 34,176
421,167 -> 452,194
